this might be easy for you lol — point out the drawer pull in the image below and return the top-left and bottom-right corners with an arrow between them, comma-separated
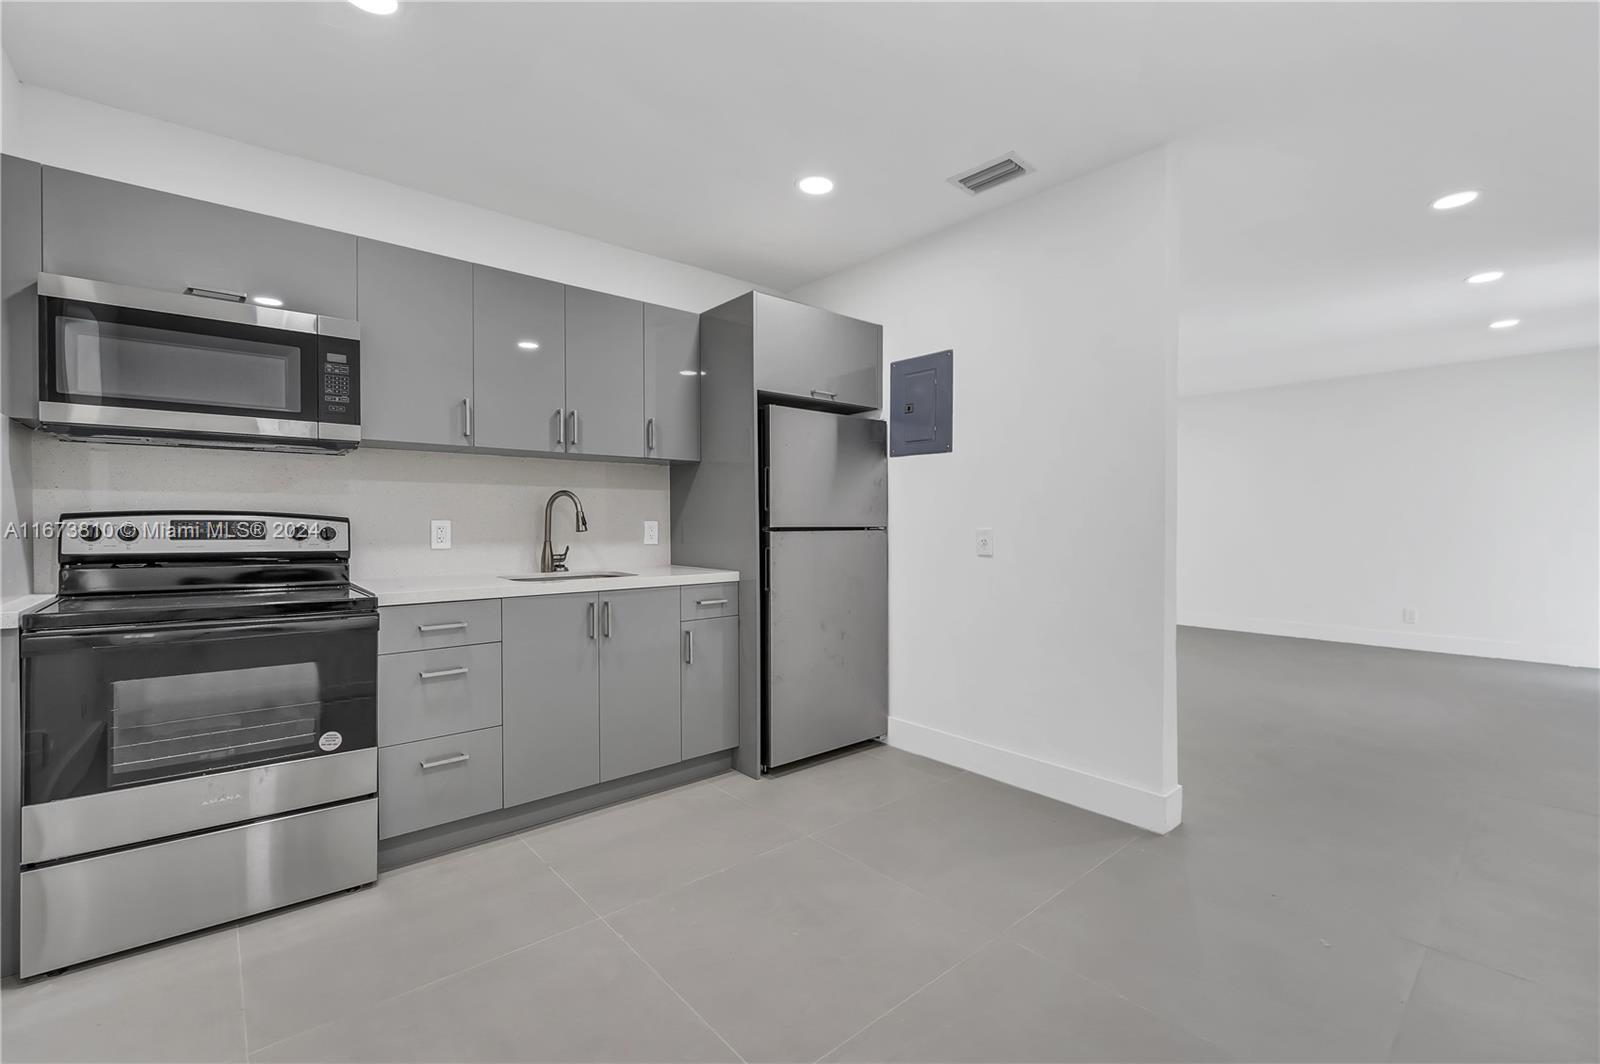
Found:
696,598 -> 729,607
419,753 -> 470,771
417,622 -> 468,633
418,666 -> 469,680
810,388 -> 838,400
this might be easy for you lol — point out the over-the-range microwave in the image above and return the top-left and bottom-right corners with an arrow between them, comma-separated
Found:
33,273 -> 360,453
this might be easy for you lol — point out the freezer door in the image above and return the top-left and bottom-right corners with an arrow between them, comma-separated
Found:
765,405 -> 886,529
765,529 -> 888,768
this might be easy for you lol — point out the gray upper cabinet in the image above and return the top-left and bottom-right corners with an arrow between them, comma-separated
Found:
643,304 -> 700,462
41,167 -> 356,318
565,287 -> 644,459
752,293 -> 882,411
473,266 -> 566,454
598,588 -> 682,782
358,239 -> 474,447
3,155 -> 41,420
502,593 -> 600,807
682,616 -> 738,760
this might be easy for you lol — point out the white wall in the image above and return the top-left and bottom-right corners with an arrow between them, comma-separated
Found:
1178,349 -> 1600,668
793,150 -> 1182,833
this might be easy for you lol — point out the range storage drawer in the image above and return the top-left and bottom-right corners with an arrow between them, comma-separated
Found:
378,643 -> 503,748
680,583 -> 738,621
379,600 -> 501,655
378,727 -> 503,839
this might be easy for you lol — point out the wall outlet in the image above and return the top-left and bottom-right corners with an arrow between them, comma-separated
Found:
430,520 -> 452,550
643,520 -> 660,546
1401,607 -> 1417,624
976,527 -> 995,557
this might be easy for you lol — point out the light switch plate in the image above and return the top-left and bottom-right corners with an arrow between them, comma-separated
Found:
643,520 -> 659,545
431,520 -> 452,550
976,527 -> 994,557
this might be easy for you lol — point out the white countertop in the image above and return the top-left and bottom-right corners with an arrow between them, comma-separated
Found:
359,565 -> 741,607
1,594 -> 57,631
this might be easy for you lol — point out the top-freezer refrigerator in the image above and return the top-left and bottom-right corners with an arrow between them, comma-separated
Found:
760,404 -> 888,769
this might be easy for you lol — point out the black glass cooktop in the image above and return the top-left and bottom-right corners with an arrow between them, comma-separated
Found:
20,584 -> 376,632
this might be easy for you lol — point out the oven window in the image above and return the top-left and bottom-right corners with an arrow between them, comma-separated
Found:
57,314 -> 301,413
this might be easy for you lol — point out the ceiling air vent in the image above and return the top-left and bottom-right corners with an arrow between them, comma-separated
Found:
949,153 -> 1032,195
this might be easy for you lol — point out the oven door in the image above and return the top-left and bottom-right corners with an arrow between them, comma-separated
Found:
20,612 -> 378,809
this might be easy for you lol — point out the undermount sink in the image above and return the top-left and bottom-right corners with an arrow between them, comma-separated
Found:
500,570 -> 636,582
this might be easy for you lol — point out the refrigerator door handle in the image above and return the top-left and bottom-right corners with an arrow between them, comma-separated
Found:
762,546 -> 771,592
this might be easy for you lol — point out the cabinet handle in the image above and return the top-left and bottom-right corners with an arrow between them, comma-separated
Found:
418,666 -> 469,680
184,285 -> 248,303
587,600 -> 596,640
417,621 -> 468,633
568,410 -> 578,448
696,598 -> 729,607
462,397 -> 473,439
419,752 -> 470,771
602,599 -> 612,638
810,389 -> 838,400
646,417 -> 656,452
556,407 -> 565,446
684,628 -> 693,665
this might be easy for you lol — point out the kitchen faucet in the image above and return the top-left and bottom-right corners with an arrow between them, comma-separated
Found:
540,490 -> 588,572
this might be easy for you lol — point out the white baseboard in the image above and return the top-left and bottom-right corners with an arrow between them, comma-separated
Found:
887,718 -> 1182,835
1178,612 -> 1597,668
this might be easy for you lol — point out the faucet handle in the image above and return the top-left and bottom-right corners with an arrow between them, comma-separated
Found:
551,546 -> 570,572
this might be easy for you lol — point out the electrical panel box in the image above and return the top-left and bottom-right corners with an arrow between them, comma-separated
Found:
889,349 -> 952,456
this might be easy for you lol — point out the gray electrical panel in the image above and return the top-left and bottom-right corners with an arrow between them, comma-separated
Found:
889,349 -> 952,456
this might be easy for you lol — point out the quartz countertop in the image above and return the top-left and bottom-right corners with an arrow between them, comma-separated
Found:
1,594 -> 57,630
358,565 -> 741,608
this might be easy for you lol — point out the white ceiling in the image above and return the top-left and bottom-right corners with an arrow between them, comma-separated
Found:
4,1 -> 1596,393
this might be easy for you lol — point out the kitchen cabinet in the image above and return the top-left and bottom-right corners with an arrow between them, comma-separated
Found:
358,239 -> 474,448
565,287 -> 644,459
377,643 -> 503,748
598,588 -> 682,781
378,727 -> 504,840
752,292 -> 882,411
643,304 -> 700,461
681,616 -> 738,759
41,167 -> 357,319
377,599 -> 501,656
502,593 -> 601,806
2,154 -> 41,421
473,266 -> 566,454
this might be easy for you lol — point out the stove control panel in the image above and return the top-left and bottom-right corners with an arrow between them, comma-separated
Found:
59,513 -> 351,557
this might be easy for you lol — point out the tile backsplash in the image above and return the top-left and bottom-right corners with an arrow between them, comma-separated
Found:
28,436 -> 671,591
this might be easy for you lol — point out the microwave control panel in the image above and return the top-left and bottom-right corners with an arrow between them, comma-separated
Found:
318,341 -> 359,425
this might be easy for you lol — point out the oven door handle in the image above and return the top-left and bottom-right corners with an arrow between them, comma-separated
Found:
21,613 -> 379,653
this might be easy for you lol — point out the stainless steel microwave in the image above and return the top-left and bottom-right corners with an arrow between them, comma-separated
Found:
35,273 -> 360,452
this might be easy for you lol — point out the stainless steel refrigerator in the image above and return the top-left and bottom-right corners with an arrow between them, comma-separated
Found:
761,404 -> 888,769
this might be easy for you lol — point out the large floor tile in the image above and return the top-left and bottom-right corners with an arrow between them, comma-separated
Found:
239,836 -> 595,1050
0,930 -> 246,1063
1431,796 -> 1600,996
524,778 -> 801,913
609,837 -> 990,1062
1013,841 -> 1426,1062
1388,950 -> 1600,1063
816,772 -> 1136,929
254,920 -> 737,1063
825,940 -> 1229,1063
713,743 -> 956,832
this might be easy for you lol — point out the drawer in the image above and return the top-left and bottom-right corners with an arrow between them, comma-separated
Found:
680,582 -> 738,621
379,599 -> 501,655
379,644 -> 502,747
378,728 -> 503,840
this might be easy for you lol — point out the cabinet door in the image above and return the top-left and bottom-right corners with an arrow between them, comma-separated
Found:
502,594 -> 600,806
681,617 -> 738,759
473,266 -> 566,453
42,167 -> 356,318
752,293 -> 882,410
3,155 -> 41,420
357,239 -> 474,447
598,588 -> 681,781
643,304 -> 700,462
566,287 -> 644,458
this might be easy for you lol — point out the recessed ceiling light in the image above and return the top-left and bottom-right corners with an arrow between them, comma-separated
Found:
1489,318 -> 1520,330
252,295 -> 284,307
1431,190 -> 1479,211
797,176 -> 835,196
516,340 -> 540,350
1466,271 -> 1505,285
348,0 -> 398,12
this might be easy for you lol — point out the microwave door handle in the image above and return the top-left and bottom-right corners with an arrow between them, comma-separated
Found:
21,614 -> 378,652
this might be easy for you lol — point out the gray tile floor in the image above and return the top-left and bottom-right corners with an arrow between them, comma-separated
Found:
4,629 -> 1597,1062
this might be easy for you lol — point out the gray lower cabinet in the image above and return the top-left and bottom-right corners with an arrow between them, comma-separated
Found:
751,292 -> 882,410
377,599 -> 502,655
566,287 -> 644,459
598,588 -> 682,781
681,616 -> 738,759
377,643 -> 502,748
378,727 -> 504,839
502,594 -> 601,806
358,239 -> 474,447
473,266 -> 566,453
643,304 -> 700,462
41,166 -> 357,319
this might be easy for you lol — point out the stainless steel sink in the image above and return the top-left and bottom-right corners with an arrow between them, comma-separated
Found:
500,570 -> 636,582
